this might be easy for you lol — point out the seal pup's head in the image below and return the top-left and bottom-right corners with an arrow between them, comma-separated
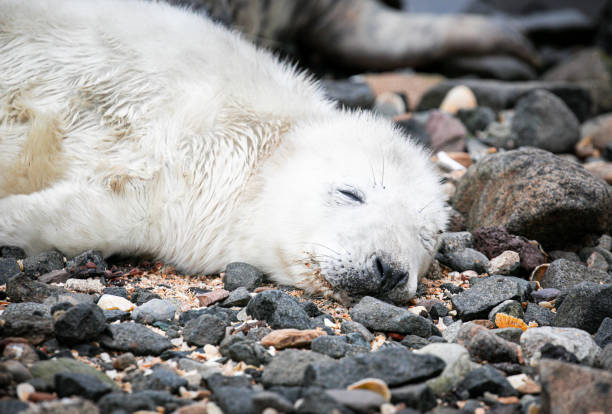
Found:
237,111 -> 448,304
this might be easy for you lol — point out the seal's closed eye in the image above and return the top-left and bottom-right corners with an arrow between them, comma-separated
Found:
338,188 -> 365,204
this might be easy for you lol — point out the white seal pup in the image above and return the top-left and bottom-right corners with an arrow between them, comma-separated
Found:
0,0 -> 447,302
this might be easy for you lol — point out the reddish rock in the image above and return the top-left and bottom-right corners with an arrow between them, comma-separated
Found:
425,110 -> 467,152
472,227 -> 546,273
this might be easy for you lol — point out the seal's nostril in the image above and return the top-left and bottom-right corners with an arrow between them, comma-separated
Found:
371,256 -> 404,292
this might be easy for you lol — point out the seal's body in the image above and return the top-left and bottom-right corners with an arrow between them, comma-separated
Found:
0,0 -> 447,302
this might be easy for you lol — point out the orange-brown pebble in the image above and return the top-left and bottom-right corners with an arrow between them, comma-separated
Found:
197,289 -> 230,307
260,329 -> 326,349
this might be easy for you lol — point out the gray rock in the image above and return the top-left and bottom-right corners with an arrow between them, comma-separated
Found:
178,358 -> 221,380
456,365 -> 518,398
0,400 -> 28,414
418,79 -> 592,121
451,276 -> 532,320
246,290 -> 312,330
415,343 -> 476,396
101,322 -> 173,355
531,288 -> 561,303
553,282 -> 612,333
340,320 -> 374,342
311,335 -> 352,358
228,340 -> 272,366
491,328 -> 523,344
112,353 -> 137,371
457,107 -> 497,134
400,335 -> 431,350
252,391 -> 295,414
297,388 -> 354,414
0,360 -> 31,383
221,286 -> 252,307
103,309 -> 130,323
542,259 -> 611,291
539,359 -> 612,414
64,250 -> 108,278
442,320 -> 463,343
436,248 -> 490,273
0,245 -> 26,259
213,386 -> 255,414
55,372 -> 113,400
22,250 -> 64,276
511,89 -> 580,153
453,148 -> 612,249
6,272 -> 67,303
0,258 -> 20,285
390,383 -> 437,412
131,288 -> 161,306
326,389 -> 387,414
594,317 -> 612,347
457,322 -> 520,363
131,299 -> 176,324
320,79 -> 375,110
262,349 -> 332,387
54,303 -> 107,345
183,314 -> 228,346
132,365 -> 188,394
97,392 -> 157,414
438,232 -> 474,254
549,250 -> 581,262
520,326 -> 601,366
223,262 -> 264,291
30,358 -> 117,389
0,302 -> 53,344
489,300 -> 524,323
601,344 -> 612,371
43,292 -> 95,307
102,287 -> 129,299
304,347 -> 445,389
524,303 -> 555,327
349,296 -> 433,337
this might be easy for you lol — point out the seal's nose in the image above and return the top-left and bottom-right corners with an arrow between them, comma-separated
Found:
371,256 -> 407,292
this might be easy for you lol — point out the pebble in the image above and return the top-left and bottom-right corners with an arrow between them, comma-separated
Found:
601,344 -> 612,371
373,91 -> 407,118
311,335 -> 353,358
183,314 -> 228,346
488,300 -> 524,323
439,85 -> 477,115
252,391 -> 295,414
132,298 -> 177,324
0,257 -> 21,285
542,259 -> 611,291
491,328 -> 523,345
350,296 -> 433,337
438,231 -> 474,254
260,328 -> 325,350
132,365 -> 188,394
453,148 -> 612,248
131,288 -> 162,306
414,343 -> 475,396
487,251 -> 520,275
6,272 -> 67,303
553,282 -> 612,333
102,287 -> 129,299
103,309 -> 131,322
227,339 -> 271,366
303,347 -> 445,389
511,89 -> 580,153
55,372 -> 113,400
64,278 -> 105,294
457,323 -> 521,363
523,302 -> 555,327
54,303 -> 107,345
320,78 -> 375,110
21,250 -> 64,277
436,248 -> 490,273
451,275 -> 532,320
223,262 -> 264,291
30,358 -> 117,389
101,322 -> 173,355
530,288 -> 560,303
326,389 -> 388,413
2,360 -> 31,383
221,286 -> 252,307
246,290 -> 312,330
457,106 -> 496,134
539,359 -> 612,414
456,365 -> 518,399
262,349 -> 332,387
425,110 -> 467,152
112,352 -> 137,371
594,317 -> 612,347
520,326 -> 601,366
390,383 -> 437,412
0,245 -> 26,259
97,294 -> 136,312
0,302 -> 54,344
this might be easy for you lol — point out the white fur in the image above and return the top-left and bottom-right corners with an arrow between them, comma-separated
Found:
0,0 -> 447,301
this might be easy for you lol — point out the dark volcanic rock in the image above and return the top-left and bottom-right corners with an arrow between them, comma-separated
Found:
227,339 -> 272,366
30,358 -> 116,389
252,391 -> 294,414
101,322 -> 173,355
0,302 -> 53,344
246,290 -> 312,330
417,79 -> 592,121
390,383 -> 437,412
320,79 -> 375,110
436,248 -> 490,273
297,388 -> 354,414
350,296 -> 433,337
0,258 -> 20,285
131,365 -> 188,394
524,303 -> 555,327
539,359 -> 612,414
223,262 -> 264,291
131,288 -> 161,306
340,320 -> 375,342
22,250 -> 64,276
65,250 -> 107,277
0,400 -> 28,414
262,350 -> 332,387
0,245 -> 26,259
438,232 -> 474,254
553,282 -> 612,333
221,286 -> 251,307
311,335 -> 353,358
213,386 -> 255,414
594,317 -> 612,347
457,107 -> 497,134
451,276 -> 532,320
531,288 -> 561,303
457,323 -> 520,363
55,372 -> 113,400
472,227 -> 547,273
453,148 -> 612,249
97,392 -> 157,414
326,389 -> 387,413
511,89 -> 580,153
456,365 -> 518,398
6,272 -> 67,303
542,259 -> 611,290
183,314 -> 228,346
304,347 -> 445,389
54,303 -> 107,345
488,300 -> 524,323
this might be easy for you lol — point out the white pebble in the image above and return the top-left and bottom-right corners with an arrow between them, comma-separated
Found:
65,278 -> 105,294
97,294 -> 135,312
439,85 -> 477,114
